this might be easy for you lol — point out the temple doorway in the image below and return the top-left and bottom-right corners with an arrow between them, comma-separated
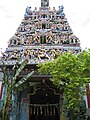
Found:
29,87 -> 60,120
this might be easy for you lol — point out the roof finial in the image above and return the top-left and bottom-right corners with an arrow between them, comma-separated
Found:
41,0 -> 49,7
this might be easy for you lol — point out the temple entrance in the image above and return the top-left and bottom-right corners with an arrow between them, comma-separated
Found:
29,87 -> 60,120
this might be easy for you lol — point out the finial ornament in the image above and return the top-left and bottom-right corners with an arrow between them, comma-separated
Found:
41,0 -> 49,7
58,5 -> 64,13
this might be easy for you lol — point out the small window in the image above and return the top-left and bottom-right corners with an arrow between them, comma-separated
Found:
42,23 -> 46,29
40,36 -> 46,44
41,14 -> 47,18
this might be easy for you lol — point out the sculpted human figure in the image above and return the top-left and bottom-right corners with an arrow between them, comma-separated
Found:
50,49 -> 56,60
9,50 -> 19,60
26,49 -> 30,60
30,50 -> 35,60
38,48 -> 50,61
1,52 -> 8,60
20,37 -> 25,45
29,36 -> 33,44
26,6 -> 31,15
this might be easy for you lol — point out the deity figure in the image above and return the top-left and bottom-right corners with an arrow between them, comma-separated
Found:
50,49 -> 56,60
26,6 -> 31,15
30,50 -> 35,60
20,37 -> 25,45
38,48 -> 50,61
59,5 -> 64,13
26,49 -> 30,60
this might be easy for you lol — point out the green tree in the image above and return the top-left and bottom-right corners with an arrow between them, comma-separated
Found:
38,50 -> 90,119
0,59 -> 34,120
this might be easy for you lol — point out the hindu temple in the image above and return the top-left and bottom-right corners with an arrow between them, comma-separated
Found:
0,0 -> 82,119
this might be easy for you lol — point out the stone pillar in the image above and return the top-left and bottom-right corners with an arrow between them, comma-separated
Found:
20,103 -> 28,120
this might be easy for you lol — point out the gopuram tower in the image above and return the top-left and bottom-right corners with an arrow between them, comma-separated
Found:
0,0 -> 81,120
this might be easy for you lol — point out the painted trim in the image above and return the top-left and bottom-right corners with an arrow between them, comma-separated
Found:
0,82 -> 3,99
86,83 -> 90,108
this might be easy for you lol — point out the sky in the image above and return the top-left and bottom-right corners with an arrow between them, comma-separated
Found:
0,0 -> 90,52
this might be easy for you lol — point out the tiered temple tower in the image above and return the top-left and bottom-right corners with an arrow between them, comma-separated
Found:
0,0 -> 81,120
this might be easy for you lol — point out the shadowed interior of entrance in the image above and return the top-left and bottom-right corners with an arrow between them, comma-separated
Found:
29,88 -> 60,120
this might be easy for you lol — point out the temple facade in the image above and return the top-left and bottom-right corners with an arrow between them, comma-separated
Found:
0,0 -> 82,120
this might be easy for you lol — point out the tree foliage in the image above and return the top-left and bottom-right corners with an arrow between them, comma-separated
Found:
1,59 -> 34,120
38,50 -> 90,110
